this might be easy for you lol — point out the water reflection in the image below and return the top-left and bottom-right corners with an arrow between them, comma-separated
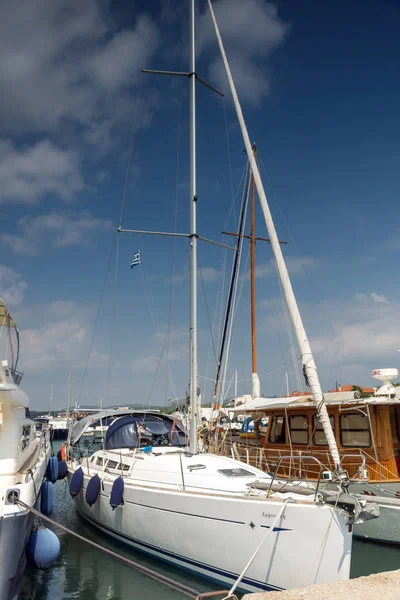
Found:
20,478 -> 219,600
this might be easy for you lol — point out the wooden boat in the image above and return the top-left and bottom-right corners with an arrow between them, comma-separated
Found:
217,369 -> 400,543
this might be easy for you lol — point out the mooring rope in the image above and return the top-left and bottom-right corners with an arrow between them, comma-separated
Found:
227,499 -> 289,596
14,499 -> 231,600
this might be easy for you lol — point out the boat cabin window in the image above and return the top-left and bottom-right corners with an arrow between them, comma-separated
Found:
106,460 -> 118,469
340,412 -> 371,447
268,416 -> 286,444
288,415 -> 308,444
105,459 -> 130,473
313,415 -> 335,446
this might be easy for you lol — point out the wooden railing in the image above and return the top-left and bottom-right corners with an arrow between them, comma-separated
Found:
216,441 -> 400,482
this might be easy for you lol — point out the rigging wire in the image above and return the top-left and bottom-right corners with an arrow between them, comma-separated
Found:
77,233 -> 117,406
197,251 -> 217,363
137,249 -> 178,403
118,82 -> 143,228
214,155 -> 248,358
219,245 -> 250,404
107,234 -> 120,406
199,365 -> 287,384
259,148 -> 318,390
258,262 -> 298,390
165,0 -> 186,403
258,152 -> 302,258
274,261 -> 304,392
145,253 -> 190,407
201,105 -> 248,403
214,163 -> 251,406
223,98 -> 236,223
201,286 -> 222,402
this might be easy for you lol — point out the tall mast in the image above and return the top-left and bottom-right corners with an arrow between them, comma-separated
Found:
250,146 -> 256,374
66,369 -> 72,421
250,144 -> 260,398
121,0 -> 225,453
188,0 -> 198,454
49,383 -> 53,416
207,0 -> 344,475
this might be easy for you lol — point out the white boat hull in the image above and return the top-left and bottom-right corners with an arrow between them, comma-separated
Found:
71,468 -> 352,593
0,432 -> 51,599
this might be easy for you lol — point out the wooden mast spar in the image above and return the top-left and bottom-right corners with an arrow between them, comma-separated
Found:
223,145 -> 287,406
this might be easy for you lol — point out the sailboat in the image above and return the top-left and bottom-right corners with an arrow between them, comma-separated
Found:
0,298 -> 52,599
66,1 -> 378,593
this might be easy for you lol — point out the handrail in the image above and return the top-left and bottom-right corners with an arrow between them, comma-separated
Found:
267,455 -> 325,501
217,440 -> 400,481
340,454 -> 367,480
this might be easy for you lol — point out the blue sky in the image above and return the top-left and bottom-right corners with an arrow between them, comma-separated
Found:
1,0 -> 400,410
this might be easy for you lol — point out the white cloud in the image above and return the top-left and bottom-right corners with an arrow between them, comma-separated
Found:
21,304 -> 107,372
0,265 -> 27,306
0,0 -> 158,140
371,292 -> 390,304
0,211 -> 112,255
256,291 -> 400,391
0,139 -> 83,205
198,0 -> 289,105
0,265 -> 105,372
132,326 -> 188,374
354,293 -> 390,305
87,16 -> 156,90
308,294 -> 398,366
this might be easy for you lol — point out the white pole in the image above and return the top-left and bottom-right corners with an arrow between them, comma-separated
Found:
49,384 -> 53,416
234,369 -> 238,397
66,369 -> 72,421
285,371 -> 289,397
207,0 -> 342,472
188,0 -> 198,454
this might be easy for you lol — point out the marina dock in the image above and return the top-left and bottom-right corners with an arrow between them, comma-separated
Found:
242,569 -> 400,600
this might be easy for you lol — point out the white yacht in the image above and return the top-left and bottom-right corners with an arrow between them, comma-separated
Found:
0,298 -> 51,600
34,414 -> 71,440
66,0 -> 381,593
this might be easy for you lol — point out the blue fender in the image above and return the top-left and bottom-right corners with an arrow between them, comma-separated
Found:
110,476 -> 124,510
46,457 -> 59,483
69,467 -> 84,498
40,480 -> 54,516
57,461 -> 68,480
86,474 -> 101,507
26,527 -> 60,570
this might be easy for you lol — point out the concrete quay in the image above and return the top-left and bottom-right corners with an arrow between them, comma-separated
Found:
242,570 -> 400,600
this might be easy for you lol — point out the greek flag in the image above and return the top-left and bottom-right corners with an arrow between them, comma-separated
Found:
130,250 -> 140,268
